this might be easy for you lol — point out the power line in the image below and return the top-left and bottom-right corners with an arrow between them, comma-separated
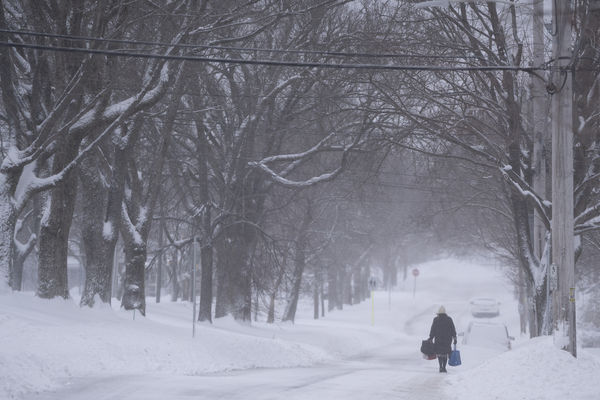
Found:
0,28 -> 491,62
0,41 -> 543,73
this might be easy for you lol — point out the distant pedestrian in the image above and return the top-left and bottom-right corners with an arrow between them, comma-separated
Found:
428,305 -> 457,373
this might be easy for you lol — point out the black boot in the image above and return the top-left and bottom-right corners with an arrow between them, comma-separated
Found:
438,356 -> 444,372
441,355 -> 448,372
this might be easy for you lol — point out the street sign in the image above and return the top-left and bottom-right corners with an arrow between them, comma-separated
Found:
412,268 -> 419,298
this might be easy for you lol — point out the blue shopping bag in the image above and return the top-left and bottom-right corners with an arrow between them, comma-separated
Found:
449,344 -> 461,366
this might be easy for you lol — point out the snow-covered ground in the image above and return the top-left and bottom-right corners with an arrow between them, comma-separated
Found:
1,257 -> 599,400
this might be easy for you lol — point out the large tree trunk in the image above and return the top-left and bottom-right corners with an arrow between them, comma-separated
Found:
509,185 -> 547,337
282,241 -> 306,322
0,195 -> 17,293
121,240 -> 147,315
80,227 -> 116,305
80,132 -> 127,307
283,207 -> 311,322
79,156 -> 112,306
37,140 -> 80,299
214,230 -> 253,321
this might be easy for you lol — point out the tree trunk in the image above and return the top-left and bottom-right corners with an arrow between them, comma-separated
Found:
80,132 -> 128,307
313,281 -> 319,319
510,190 -> 546,337
10,219 -> 36,291
198,230 -> 213,321
518,268 -> 528,335
156,198 -> 165,304
215,239 -> 227,317
170,253 -> 181,302
267,262 -> 285,324
343,265 -> 353,306
9,250 -> 23,291
10,241 -> 33,291
353,265 -> 363,304
214,230 -> 252,321
327,265 -> 337,312
336,266 -> 344,310
320,280 -> 325,317
282,240 -> 306,322
121,241 -> 147,315
80,226 -> 116,306
37,141 -> 79,299
1,193 -> 17,293
79,155 -> 112,306
267,291 -> 277,323
283,206 -> 311,322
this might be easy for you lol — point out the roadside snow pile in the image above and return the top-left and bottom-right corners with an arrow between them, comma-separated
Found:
0,291 -> 397,400
446,336 -> 600,400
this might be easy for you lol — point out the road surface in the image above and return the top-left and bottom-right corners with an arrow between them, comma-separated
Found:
25,340 -> 450,400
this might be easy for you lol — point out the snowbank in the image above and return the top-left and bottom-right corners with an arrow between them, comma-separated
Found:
446,336 -> 600,400
0,291 -> 398,399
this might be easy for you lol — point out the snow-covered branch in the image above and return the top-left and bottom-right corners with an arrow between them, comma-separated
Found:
13,63 -> 171,215
500,164 -> 551,230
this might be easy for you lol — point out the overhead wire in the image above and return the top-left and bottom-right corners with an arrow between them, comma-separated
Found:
0,29 -> 545,73
0,28 -> 482,61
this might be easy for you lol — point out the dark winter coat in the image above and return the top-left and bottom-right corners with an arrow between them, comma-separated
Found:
428,313 -> 457,355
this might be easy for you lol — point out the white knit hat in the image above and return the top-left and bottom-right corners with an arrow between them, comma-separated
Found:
437,305 -> 446,314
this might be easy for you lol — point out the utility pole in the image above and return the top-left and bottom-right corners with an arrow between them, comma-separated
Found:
551,0 -> 576,357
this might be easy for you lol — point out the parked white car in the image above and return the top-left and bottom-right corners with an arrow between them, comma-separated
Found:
462,321 -> 514,350
469,297 -> 500,318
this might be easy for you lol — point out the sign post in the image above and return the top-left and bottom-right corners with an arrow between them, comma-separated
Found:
412,268 -> 419,298
192,235 -> 197,338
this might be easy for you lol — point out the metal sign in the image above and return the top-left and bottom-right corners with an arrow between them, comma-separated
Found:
412,268 -> 420,277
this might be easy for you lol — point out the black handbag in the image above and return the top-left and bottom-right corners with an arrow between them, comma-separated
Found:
421,339 -> 436,360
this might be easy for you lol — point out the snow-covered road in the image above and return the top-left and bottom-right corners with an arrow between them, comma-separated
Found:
14,258 -> 570,400
25,341 -> 447,400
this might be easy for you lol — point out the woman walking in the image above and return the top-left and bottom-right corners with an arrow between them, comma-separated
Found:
428,305 -> 457,373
